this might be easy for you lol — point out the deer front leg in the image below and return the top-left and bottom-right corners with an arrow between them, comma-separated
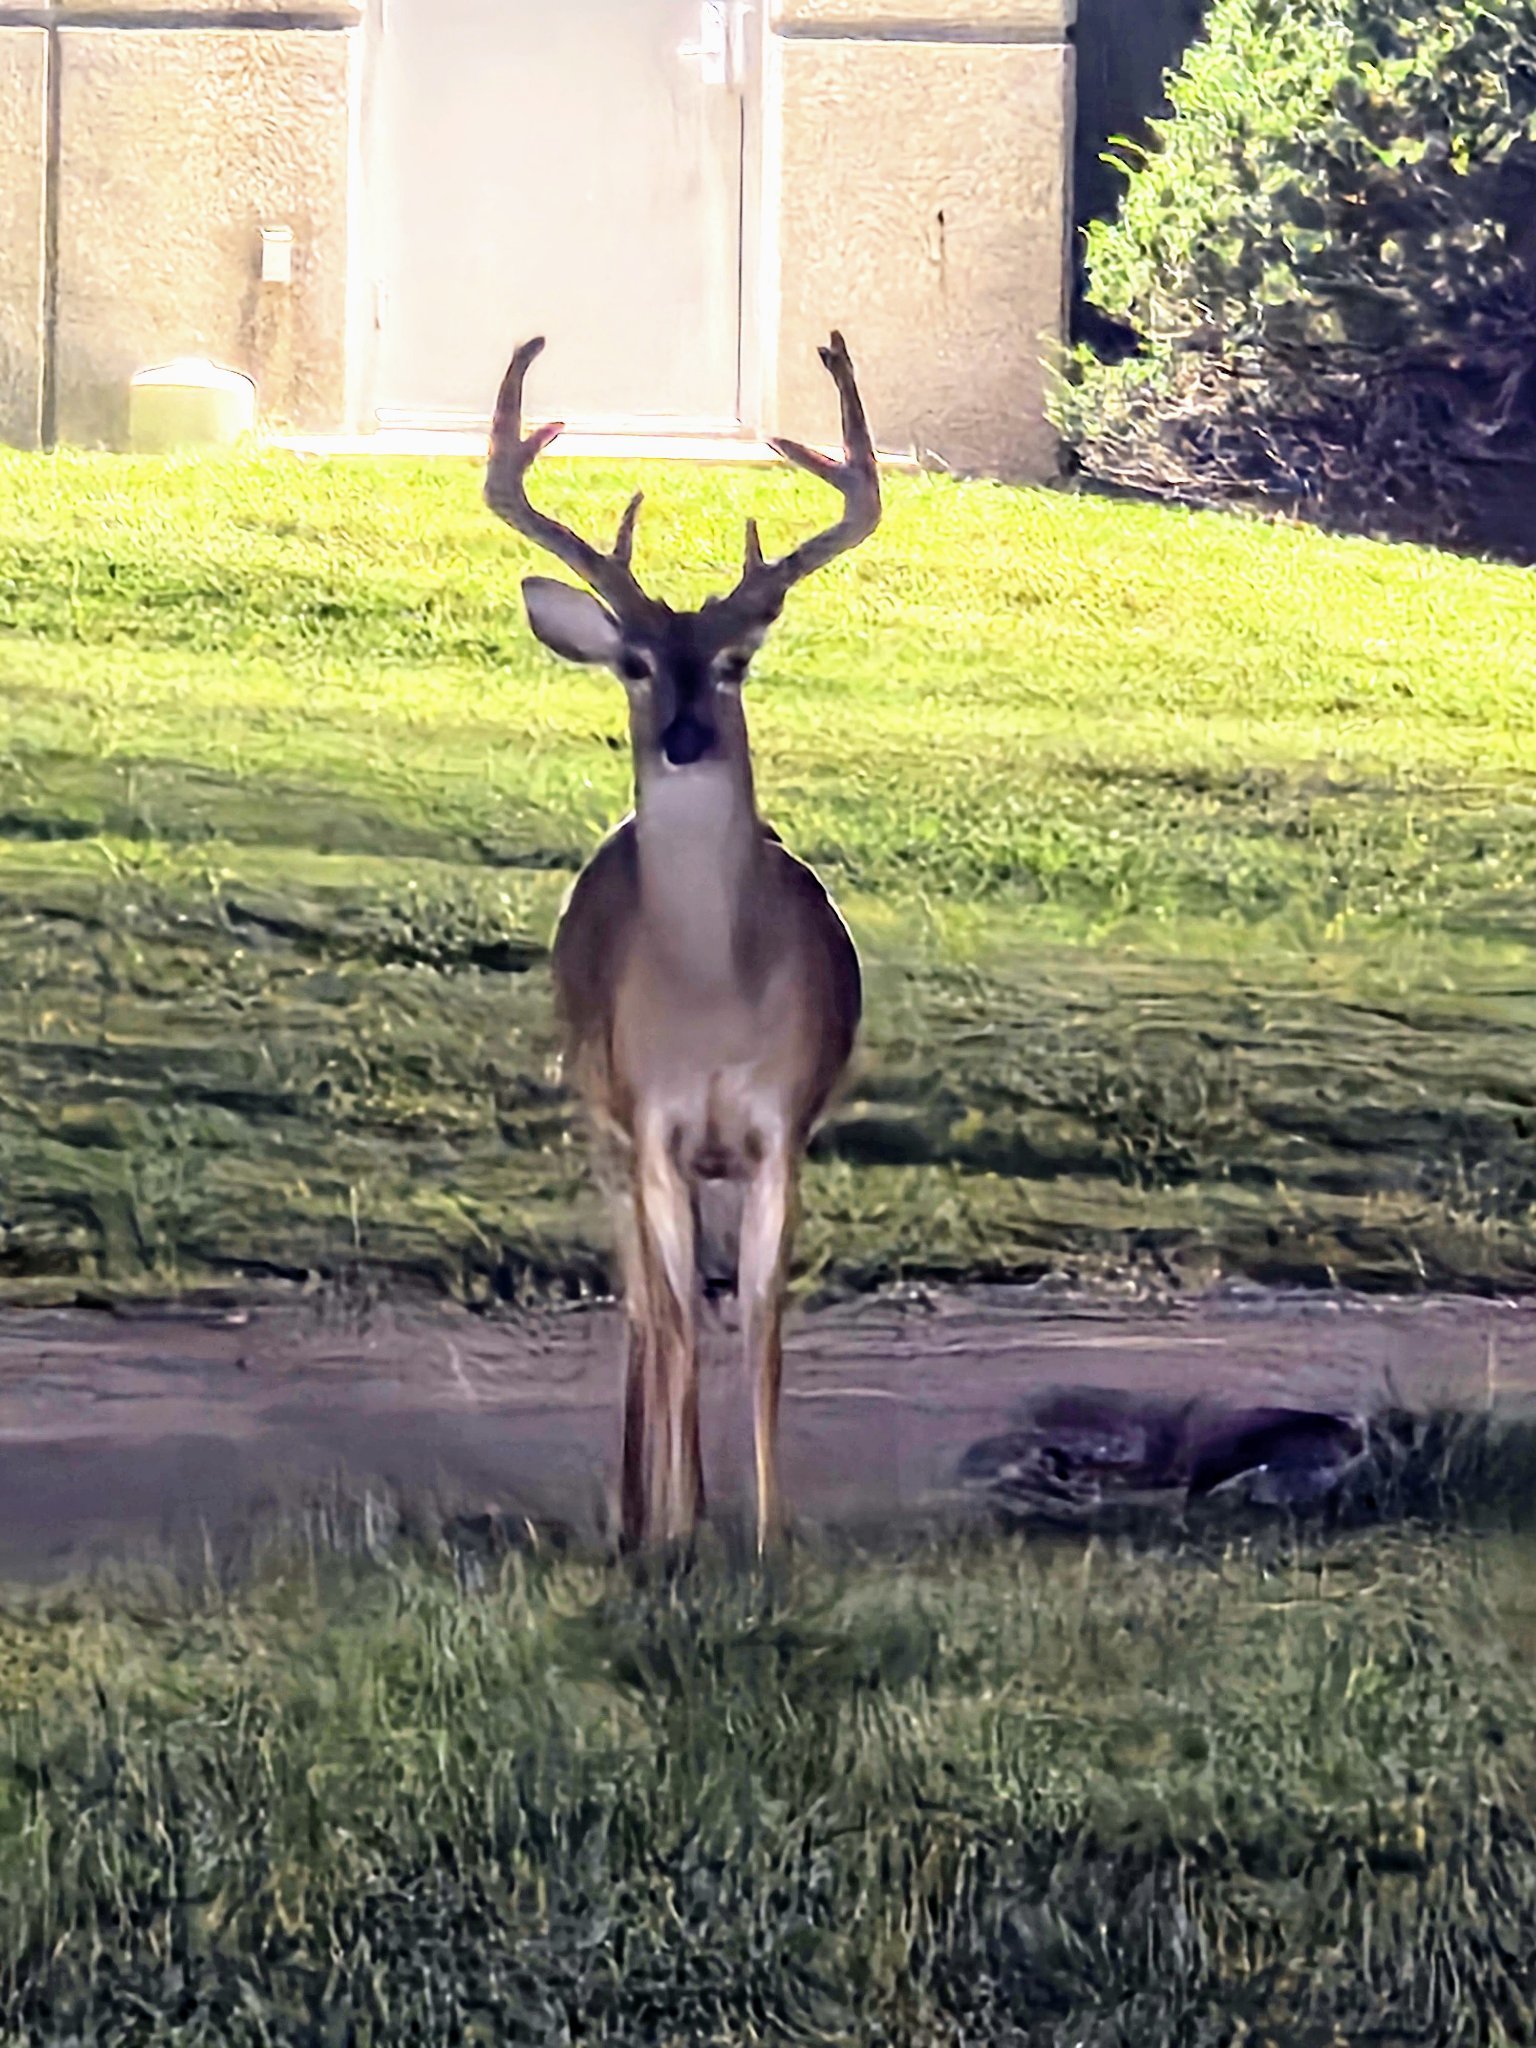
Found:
634,1125 -> 704,1547
606,1187 -> 657,1553
739,1142 -> 796,1556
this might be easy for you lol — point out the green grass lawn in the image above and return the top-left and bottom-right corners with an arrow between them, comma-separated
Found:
4,448 -> 1536,1301
7,463 -> 1536,2040
2,1496 -> 1536,2044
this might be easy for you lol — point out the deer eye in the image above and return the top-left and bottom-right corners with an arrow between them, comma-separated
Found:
714,652 -> 750,686
617,651 -> 652,685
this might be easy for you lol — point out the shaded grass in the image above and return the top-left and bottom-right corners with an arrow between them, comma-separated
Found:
5,449 -> 1536,1299
3,1487 -> 1536,2043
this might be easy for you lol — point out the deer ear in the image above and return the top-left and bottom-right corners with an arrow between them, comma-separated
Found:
522,577 -> 623,666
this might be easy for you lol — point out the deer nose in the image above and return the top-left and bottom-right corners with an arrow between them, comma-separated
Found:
661,714 -> 712,767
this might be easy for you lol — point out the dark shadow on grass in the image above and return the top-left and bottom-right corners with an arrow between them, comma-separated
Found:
960,1395 -> 1536,1548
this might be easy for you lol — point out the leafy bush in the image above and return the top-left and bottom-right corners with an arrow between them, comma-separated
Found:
1054,0 -> 1536,552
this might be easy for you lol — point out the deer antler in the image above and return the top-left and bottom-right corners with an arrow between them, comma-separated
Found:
484,337 -> 658,620
710,331 -> 882,632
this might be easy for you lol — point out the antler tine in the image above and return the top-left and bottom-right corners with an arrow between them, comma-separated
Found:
715,331 -> 881,627
484,338 -> 654,617
613,490 -> 645,568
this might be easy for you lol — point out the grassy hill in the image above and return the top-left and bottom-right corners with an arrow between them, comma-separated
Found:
3,449 -> 1535,1302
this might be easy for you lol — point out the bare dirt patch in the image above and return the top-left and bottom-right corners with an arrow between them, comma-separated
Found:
2,1283 -> 1533,1579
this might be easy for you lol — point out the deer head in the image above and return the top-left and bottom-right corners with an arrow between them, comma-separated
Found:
485,333 -> 881,782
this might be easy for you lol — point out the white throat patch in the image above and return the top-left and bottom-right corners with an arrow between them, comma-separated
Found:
636,764 -> 752,980
639,761 -> 740,840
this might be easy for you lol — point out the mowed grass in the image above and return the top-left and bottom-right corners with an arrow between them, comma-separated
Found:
4,448 -> 1536,1300
2,1502 -> 1536,2044
6,463 -> 1536,2045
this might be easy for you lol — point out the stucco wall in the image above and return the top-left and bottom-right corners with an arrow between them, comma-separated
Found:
767,0 -> 1075,480
778,0 -> 1070,25
4,0 -> 1074,469
53,25 -> 355,447
2,0 -> 358,11
0,27 -> 47,449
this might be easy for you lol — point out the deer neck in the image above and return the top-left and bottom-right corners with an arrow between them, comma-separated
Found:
633,752 -> 764,988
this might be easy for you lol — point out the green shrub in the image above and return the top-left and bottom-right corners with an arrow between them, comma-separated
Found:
1054,0 -> 1536,552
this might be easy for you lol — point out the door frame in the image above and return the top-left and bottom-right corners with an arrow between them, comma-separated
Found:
349,0 -> 764,440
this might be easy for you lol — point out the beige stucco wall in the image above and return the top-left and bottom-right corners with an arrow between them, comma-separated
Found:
53,25 -> 355,448
767,0 -> 1075,480
5,0 -> 1073,465
0,28 -> 47,449
778,0 -> 1072,25
0,0 -> 358,9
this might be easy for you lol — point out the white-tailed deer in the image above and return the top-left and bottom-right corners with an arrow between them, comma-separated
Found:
485,332 -> 880,1554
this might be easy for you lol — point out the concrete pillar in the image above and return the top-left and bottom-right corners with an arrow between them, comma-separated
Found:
0,0 -> 361,450
0,25 -> 48,450
763,0 -> 1076,481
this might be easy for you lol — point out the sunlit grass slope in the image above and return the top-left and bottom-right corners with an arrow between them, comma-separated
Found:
3,448 -> 1536,1299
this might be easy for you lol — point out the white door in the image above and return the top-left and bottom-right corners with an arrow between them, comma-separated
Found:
372,0 -> 747,431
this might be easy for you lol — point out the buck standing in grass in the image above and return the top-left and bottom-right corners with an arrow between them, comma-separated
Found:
485,332 -> 880,1554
